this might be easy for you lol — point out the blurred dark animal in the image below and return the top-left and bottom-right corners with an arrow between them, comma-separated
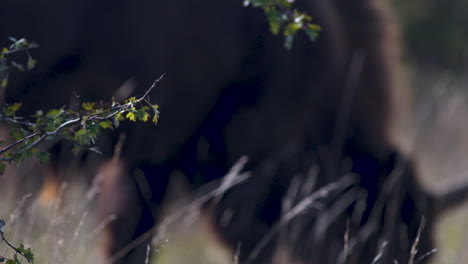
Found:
2,0 -> 468,263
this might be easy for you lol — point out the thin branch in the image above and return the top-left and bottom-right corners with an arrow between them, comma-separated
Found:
2,44 -> 39,56
137,74 -> 165,102
0,132 -> 40,156
0,117 -> 35,127
0,74 -> 164,162
0,230 -> 34,263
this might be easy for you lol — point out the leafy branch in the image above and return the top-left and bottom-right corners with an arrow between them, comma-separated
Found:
0,220 -> 35,264
0,75 -> 163,173
243,0 -> 321,49
0,38 -> 38,89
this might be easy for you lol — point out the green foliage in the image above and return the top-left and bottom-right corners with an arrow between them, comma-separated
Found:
0,220 -> 35,263
0,37 -> 162,173
0,79 -> 161,169
243,0 -> 321,49
0,38 -> 38,89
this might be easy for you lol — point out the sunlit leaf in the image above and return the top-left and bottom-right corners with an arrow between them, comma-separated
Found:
27,53 -> 36,70
99,120 -> 112,129
82,102 -> 96,111
46,108 -> 64,118
126,112 -> 136,122
75,129 -> 87,136
1,74 -> 8,88
136,107 -> 150,122
3,102 -> 22,117
152,113 -> 159,124
284,22 -> 301,36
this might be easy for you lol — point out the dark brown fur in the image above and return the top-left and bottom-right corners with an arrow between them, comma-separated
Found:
0,0 -> 464,263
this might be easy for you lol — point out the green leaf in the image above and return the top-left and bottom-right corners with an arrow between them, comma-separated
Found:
82,102 -> 96,111
152,104 -> 160,124
25,250 -> 34,262
126,112 -> 136,122
74,128 -> 87,137
125,96 -> 137,104
284,22 -> 301,37
269,21 -> 281,35
87,121 -> 100,144
305,24 -> 321,41
27,53 -> 36,70
113,112 -> 125,127
1,73 -> 8,88
46,108 -> 64,118
135,107 -> 150,122
9,102 -> 22,112
99,120 -> 112,129
75,129 -> 91,145
152,113 -> 159,124
16,244 -> 25,253
3,102 -> 22,117
74,129 -> 88,143
265,7 -> 284,35
10,125 -> 26,140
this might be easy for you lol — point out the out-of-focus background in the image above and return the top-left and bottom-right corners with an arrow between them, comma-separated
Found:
394,1 -> 468,263
1,1 -> 468,263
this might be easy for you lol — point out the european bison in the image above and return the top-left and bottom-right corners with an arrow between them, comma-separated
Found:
2,0 -> 468,263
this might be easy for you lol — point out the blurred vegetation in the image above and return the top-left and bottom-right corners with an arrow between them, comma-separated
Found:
244,0 -> 321,49
394,0 -> 468,70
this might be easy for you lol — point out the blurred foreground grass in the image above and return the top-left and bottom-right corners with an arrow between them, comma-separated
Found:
1,71 -> 468,264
